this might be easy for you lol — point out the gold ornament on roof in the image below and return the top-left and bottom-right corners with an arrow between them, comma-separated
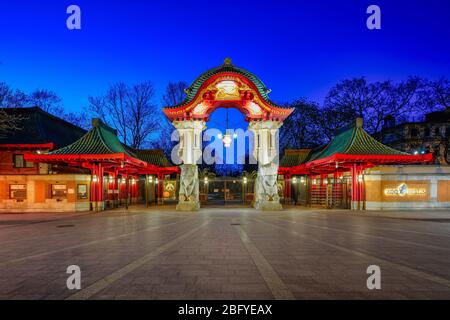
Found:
223,57 -> 232,65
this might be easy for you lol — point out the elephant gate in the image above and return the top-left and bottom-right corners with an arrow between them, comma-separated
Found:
163,58 -> 294,211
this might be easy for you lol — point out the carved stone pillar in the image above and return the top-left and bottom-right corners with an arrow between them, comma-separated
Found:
249,120 -> 283,211
173,120 -> 205,211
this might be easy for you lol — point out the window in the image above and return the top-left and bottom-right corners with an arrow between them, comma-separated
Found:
13,154 -> 24,168
435,127 -> 441,136
51,184 -> 67,200
9,184 -> 27,200
77,184 -> 88,200
424,128 -> 430,137
13,154 -> 34,168
410,128 -> 419,137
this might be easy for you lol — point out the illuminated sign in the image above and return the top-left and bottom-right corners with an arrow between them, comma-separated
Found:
384,183 -> 426,197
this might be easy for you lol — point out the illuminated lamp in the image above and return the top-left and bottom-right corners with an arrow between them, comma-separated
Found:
222,134 -> 233,148
92,175 -> 98,183
109,176 -> 114,183
148,176 -> 153,183
292,177 -> 298,184
243,177 -> 248,184
358,174 -> 363,183
204,177 -> 209,184
155,178 -> 159,184
131,178 -> 136,185
300,177 -> 305,184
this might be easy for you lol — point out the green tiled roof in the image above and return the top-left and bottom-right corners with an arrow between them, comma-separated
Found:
168,58 -> 275,108
280,150 -> 312,167
50,119 -> 135,156
309,118 -> 408,161
135,149 -> 171,167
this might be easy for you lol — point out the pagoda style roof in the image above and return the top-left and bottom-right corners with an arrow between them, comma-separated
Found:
279,118 -> 433,174
25,118 -> 179,174
180,57 -> 272,108
163,58 -> 294,122
51,119 -> 135,156
0,106 -> 86,149
280,149 -> 312,167
134,149 -> 171,167
309,118 -> 408,162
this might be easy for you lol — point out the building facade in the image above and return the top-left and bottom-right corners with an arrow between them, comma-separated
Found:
1,61 -> 448,212
376,108 -> 450,165
0,107 -> 177,212
279,118 -> 449,210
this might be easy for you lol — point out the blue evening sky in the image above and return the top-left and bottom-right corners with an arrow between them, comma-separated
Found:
1,0 -> 449,129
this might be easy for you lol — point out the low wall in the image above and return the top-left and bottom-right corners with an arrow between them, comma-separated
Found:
364,165 -> 450,210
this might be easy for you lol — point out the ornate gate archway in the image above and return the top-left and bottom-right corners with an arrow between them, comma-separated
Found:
163,58 -> 294,211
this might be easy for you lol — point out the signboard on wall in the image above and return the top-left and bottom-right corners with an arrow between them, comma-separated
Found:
163,180 -> 177,200
383,182 -> 429,201
10,184 -> 27,200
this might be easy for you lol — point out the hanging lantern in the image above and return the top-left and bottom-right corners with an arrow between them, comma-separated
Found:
222,134 -> 232,148
92,175 -> 98,183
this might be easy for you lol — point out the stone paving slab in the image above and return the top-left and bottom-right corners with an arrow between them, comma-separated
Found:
0,206 -> 450,299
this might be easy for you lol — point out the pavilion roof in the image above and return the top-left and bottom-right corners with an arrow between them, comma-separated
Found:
50,119 -> 135,156
308,118 -> 408,162
279,118 -> 433,174
134,149 -> 172,167
279,149 -> 312,167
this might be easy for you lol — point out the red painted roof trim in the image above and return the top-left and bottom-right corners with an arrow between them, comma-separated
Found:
0,143 -> 54,150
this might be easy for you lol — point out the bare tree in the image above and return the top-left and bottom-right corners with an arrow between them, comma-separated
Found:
28,89 -> 64,114
322,77 -> 425,134
127,82 -> 159,148
420,78 -> 450,110
0,82 -> 28,107
162,81 -> 188,106
88,81 -> 160,149
152,82 -> 189,157
279,99 -> 325,150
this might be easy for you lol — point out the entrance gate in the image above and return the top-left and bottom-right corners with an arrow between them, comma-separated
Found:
199,176 -> 257,206
163,58 -> 294,211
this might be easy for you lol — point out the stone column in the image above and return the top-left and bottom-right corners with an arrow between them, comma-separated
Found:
249,120 -> 283,211
173,120 -> 205,211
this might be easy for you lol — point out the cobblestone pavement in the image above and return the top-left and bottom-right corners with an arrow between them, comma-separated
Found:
1,206 -> 450,300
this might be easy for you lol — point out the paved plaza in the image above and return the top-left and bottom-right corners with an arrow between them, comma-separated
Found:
1,206 -> 450,300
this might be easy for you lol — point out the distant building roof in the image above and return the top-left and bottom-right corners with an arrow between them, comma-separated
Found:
0,106 -> 86,148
